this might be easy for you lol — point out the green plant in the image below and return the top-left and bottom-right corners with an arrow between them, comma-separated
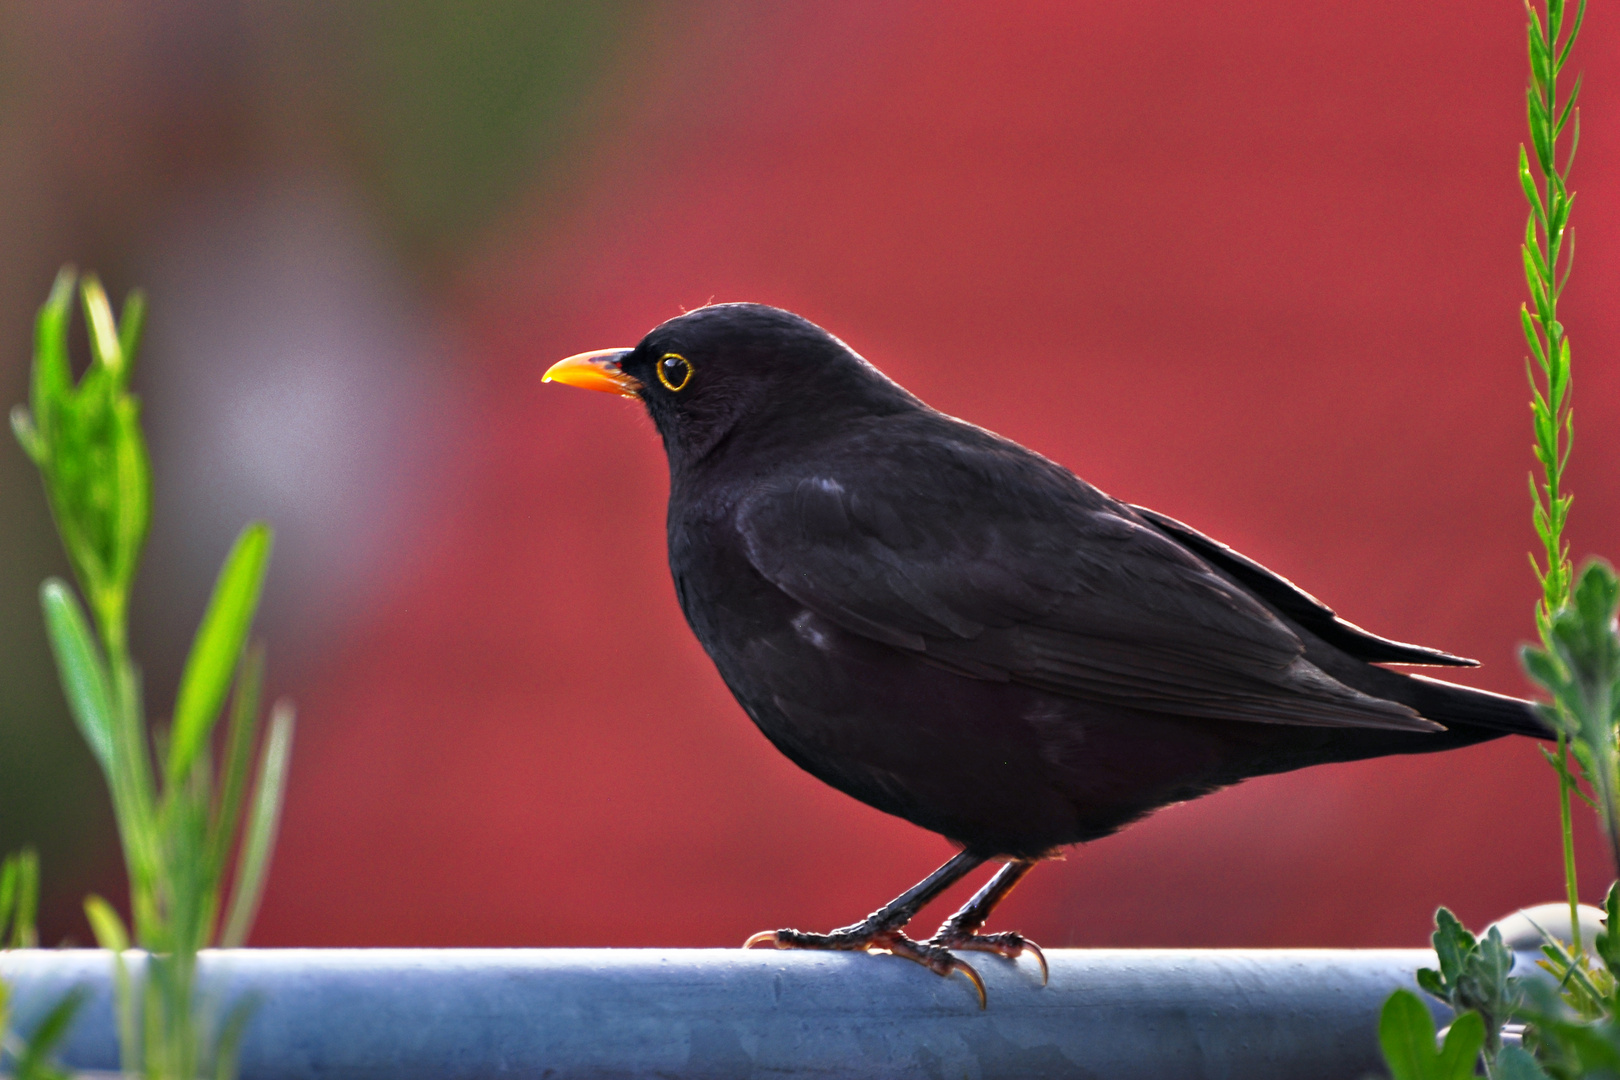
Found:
1503,577 -> 1620,1079
1527,566 -> 1620,875
1417,910 -> 1519,1058
11,268 -> 295,1080
0,851 -> 39,953
1518,0 -> 1592,954
1,849 -> 83,1080
1376,1 -> 1620,1076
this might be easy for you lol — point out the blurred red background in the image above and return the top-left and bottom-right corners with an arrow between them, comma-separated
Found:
3,2 -> 1618,950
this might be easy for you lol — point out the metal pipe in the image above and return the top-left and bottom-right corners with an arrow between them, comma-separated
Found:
2,948 -> 1440,1079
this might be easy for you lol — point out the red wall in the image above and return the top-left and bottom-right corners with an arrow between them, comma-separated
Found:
256,2 -> 1620,949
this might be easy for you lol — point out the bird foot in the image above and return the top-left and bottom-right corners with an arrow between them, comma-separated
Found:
744,922 -> 987,1007
927,926 -> 1048,986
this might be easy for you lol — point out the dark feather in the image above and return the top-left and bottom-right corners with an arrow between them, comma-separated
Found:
1130,505 -> 1478,668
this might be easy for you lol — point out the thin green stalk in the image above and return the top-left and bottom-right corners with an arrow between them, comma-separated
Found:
1557,732 -> 1581,953
1521,0 -> 1588,944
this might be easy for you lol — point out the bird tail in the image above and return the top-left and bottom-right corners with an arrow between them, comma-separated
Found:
1395,672 -> 1550,739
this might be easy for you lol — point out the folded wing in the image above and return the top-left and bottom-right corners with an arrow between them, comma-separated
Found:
736,421 -> 1441,734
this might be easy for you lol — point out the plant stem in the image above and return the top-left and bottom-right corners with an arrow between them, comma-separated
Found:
1557,733 -> 1582,953
1522,0 -> 1588,936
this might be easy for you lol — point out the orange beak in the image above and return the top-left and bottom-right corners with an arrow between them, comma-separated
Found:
543,348 -> 641,398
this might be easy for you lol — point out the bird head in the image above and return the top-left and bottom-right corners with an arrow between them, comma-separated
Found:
544,303 -> 917,467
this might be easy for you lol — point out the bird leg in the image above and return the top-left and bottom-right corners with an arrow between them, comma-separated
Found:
744,850 -> 993,1005
927,858 -> 1048,985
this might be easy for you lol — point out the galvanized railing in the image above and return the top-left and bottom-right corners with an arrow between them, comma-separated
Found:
1,948 -> 1441,1078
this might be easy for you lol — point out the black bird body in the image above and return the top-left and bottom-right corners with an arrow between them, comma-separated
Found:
546,302 -> 1547,996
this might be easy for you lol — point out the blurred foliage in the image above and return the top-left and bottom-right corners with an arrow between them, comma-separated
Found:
0,847 -> 83,1080
0,443 -> 113,944
348,0 -> 649,262
0,0 -> 652,941
16,269 -> 292,1078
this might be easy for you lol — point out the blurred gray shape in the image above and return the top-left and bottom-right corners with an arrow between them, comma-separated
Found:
134,173 -> 452,684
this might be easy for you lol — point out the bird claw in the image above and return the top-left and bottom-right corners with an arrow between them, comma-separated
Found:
929,928 -> 1049,986
884,936 -> 988,1007
1027,940 -> 1049,985
740,923 -> 989,1007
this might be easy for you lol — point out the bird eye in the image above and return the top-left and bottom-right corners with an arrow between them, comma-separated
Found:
657,353 -> 693,392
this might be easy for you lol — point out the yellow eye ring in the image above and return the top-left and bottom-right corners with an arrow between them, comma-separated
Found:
657,352 -> 693,392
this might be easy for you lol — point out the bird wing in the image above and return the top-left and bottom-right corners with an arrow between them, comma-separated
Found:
734,422 -> 1439,733
1128,504 -> 1477,667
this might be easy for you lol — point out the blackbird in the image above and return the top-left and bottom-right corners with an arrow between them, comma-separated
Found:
544,302 -> 1547,1005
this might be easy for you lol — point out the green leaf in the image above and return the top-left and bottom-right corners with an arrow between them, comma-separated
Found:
1528,94 -> 1553,174
39,579 -> 117,776
0,857 -> 15,944
1565,104 -> 1580,173
1380,989 -> 1446,1080
1525,262 -> 1552,323
1431,908 -> 1475,989
13,985 -> 87,1080
1524,239 -> 1550,294
1544,1020 -> 1620,1072
1520,146 -> 1548,226
87,894 -> 137,1076
117,289 -> 147,377
1556,73 -> 1581,135
1527,9 -> 1549,87
168,522 -> 274,785
211,998 -> 256,1080
11,403 -> 42,462
1569,732 -> 1596,776
1435,1010 -> 1485,1080
30,268 -> 74,437
1551,191 -> 1574,245
1521,310 -> 1548,371
1522,644 -> 1569,698
1557,224 -> 1576,294
1556,0 -> 1587,73
1529,7 -> 1550,58
1542,346 -> 1568,414
4,848 -> 39,949
79,275 -> 124,378
1416,967 -> 1446,999
1494,1044 -> 1553,1080
82,894 -> 129,952
220,700 -> 295,948
211,643 -> 264,884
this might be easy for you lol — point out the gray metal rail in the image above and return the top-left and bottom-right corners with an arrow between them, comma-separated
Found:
2,948 -> 1439,1079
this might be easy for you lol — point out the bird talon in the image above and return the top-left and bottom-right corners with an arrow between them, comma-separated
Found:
1026,939 -> 1049,986
930,927 -> 1048,985
951,955 -> 988,1008
871,932 -> 988,1007
743,930 -> 784,949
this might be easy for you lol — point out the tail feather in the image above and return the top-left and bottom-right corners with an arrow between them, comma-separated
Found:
1134,504 -> 1552,742
1399,672 -> 1551,739
1277,615 -> 1551,741
1321,653 -> 1549,739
